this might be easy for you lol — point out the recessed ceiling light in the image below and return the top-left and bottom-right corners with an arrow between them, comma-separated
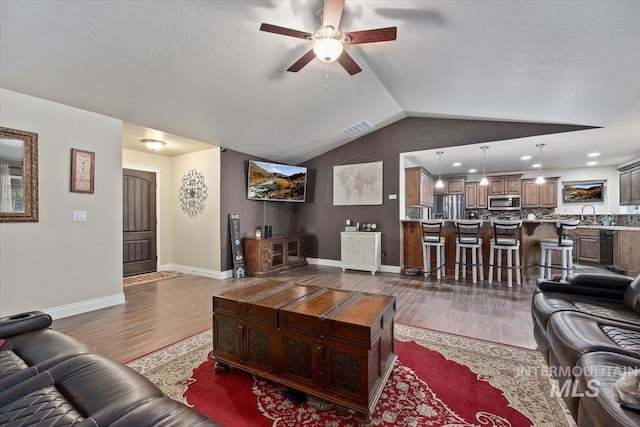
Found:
532,163 -> 541,168
468,169 -> 477,173
452,162 -> 461,167
587,152 -> 600,157
587,161 -> 598,166
521,155 -> 532,160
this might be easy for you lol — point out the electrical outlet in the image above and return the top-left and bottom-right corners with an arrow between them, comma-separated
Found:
388,194 -> 397,200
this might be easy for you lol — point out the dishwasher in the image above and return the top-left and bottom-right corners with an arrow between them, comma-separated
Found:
599,230 -> 625,274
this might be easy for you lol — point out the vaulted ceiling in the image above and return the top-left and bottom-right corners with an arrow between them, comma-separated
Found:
1,1 -> 639,167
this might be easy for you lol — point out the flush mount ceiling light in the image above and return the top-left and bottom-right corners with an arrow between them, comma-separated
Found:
479,146 -> 489,186
435,151 -> 444,189
587,152 -> 600,157
587,161 -> 598,166
535,143 -> 546,184
141,139 -> 166,151
521,155 -> 532,160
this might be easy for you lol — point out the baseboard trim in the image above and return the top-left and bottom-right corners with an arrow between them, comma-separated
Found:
307,258 -> 401,274
307,257 -> 342,268
380,264 -> 402,274
167,264 -> 233,280
45,293 -> 125,320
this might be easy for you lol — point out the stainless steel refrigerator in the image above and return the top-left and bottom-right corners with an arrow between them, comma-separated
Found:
434,194 -> 465,219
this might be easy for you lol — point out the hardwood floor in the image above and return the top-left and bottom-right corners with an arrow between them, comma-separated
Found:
53,265 -> 539,364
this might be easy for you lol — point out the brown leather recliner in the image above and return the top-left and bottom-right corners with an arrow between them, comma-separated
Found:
532,273 -> 640,427
0,311 -> 220,426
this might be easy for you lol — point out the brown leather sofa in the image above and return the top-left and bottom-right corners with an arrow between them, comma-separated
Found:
532,273 -> 640,427
0,311 -> 220,426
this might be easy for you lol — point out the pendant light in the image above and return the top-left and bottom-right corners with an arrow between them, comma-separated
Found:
535,143 -> 546,184
435,151 -> 444,188
479,146 -> 489,186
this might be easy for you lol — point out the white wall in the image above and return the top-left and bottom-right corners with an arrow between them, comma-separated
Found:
0,89 -> 123,317
172,149 -> 221,273
546,166 -> 620,215
122,149 -> 173,268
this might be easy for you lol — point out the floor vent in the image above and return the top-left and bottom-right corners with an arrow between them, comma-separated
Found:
341,120 -> 375,138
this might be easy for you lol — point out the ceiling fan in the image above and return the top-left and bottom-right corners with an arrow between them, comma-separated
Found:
260,0 -> 397,75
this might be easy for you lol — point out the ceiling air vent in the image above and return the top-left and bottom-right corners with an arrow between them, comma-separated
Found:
341,120 -> 375,138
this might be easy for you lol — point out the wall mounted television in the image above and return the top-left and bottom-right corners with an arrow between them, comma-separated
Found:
247,160 -> 307,202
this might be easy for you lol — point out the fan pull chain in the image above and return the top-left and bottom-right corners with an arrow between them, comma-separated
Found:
326,63 -> 330,90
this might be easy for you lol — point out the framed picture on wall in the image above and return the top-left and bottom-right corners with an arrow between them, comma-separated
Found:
70,148 -> 95,193
562,180 -> 604,203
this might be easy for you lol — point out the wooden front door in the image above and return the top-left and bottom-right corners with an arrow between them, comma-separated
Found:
123,169 -> 157,276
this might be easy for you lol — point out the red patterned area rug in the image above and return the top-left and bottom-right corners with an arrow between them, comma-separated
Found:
123,271 -> 182,287
127,325 -> 574,427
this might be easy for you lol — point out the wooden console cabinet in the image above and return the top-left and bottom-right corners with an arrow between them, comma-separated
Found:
243,235 -> 307,277
212,281 -> 397,425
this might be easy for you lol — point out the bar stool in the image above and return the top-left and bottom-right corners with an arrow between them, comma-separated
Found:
539,220 -> 580,281
488,220 -> 522,287
454,220 -> 484,284
420,220 -> 446,279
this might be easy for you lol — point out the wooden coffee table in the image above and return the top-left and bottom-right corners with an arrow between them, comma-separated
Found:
212,280 -> 396,425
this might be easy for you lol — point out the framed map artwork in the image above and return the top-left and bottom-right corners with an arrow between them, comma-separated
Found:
333,161 -> 383,206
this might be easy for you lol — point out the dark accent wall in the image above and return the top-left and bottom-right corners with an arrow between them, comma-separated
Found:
219,149 -> 299,270
298,117 -> 593,266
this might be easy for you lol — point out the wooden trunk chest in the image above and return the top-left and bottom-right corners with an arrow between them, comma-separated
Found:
212,281 -> 396,425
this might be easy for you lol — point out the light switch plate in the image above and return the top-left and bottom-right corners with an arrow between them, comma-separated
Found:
73,210 -> 87,221
388,194 -> 397,200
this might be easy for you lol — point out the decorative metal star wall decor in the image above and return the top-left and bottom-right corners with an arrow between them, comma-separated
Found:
179,169 -> 208,218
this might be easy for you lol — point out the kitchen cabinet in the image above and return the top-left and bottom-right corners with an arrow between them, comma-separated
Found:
405,167 -> 434,207
488,175 -> 522,195
341,232 -> 382,274
465,182 -> 488,209
616,230 -> 640,276
619,162 -> 640,205
434,177 -> 465,195
574,228 -> 600,264
522,178 -> 558,208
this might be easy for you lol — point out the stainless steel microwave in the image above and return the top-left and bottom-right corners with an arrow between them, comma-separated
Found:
488,195 -> 521,210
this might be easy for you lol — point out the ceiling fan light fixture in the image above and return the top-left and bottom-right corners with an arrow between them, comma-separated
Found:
141,139 -> 166,151
312,37 -> 344,62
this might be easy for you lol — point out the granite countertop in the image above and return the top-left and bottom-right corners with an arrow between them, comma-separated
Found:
402,218 -> 639,231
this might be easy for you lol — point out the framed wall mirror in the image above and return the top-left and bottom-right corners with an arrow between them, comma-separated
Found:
0,126 -> 38,222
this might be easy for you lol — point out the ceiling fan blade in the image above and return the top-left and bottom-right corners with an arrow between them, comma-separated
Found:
260,23 -> 311,40
337,51 -> 362,75
322,0 -> 345,29
345,27 -> 397,44
287,49 -> 316,73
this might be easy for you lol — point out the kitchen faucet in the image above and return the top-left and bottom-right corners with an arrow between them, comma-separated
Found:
581,204 -> 596,224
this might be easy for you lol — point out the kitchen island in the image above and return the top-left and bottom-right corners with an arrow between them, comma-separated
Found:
402,220 -> 640,279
